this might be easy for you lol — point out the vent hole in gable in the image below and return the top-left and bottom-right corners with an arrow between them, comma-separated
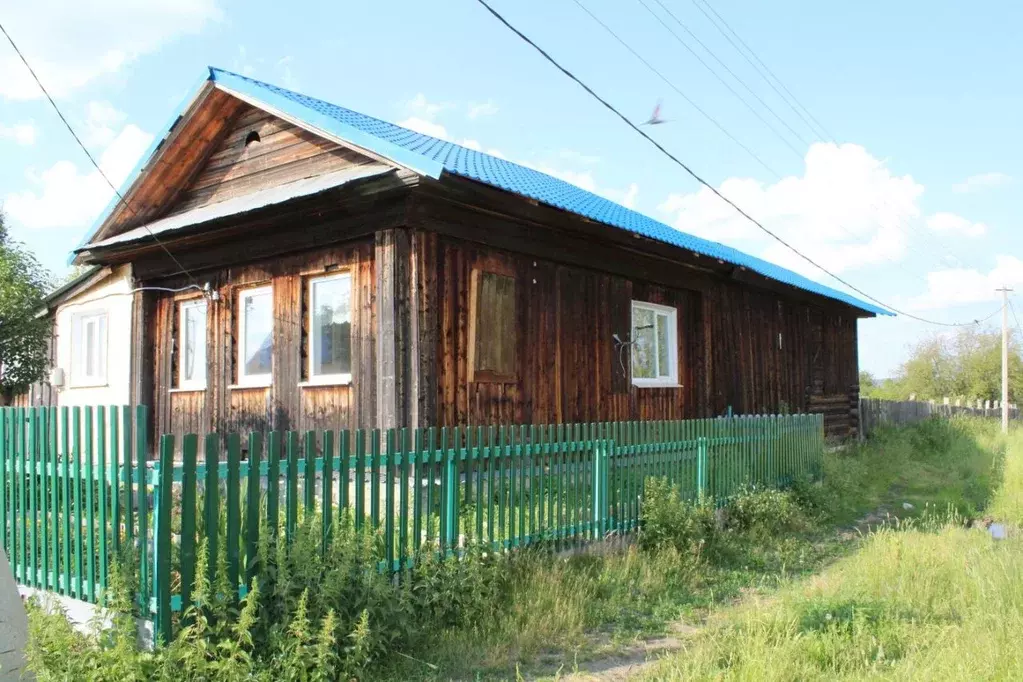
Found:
244,130 -> 261,147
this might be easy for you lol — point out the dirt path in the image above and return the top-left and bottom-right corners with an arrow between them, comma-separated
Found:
545,506 -> 898,682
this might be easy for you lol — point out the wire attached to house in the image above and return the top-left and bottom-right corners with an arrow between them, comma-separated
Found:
472,0 -> 1003,328
0,20 -> 204,294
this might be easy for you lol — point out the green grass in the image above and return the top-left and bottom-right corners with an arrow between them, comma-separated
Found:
643,418 -> 1022,681
370,417 -> 1015,681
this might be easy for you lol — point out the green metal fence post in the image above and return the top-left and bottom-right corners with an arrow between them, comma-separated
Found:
153,434 -> 174,643
135,405 -> 148,610
696,436 -> 708,500
442,436 -> 458,555
591,439 -> 608,539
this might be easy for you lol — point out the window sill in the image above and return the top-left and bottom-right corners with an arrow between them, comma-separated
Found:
228,381 -> 272,390
632,381 -> 683,389
169,387 -> 207,394
299,378 -> 352,388
68,381 -> 109,389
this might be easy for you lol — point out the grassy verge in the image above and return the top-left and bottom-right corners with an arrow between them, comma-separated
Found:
375,418 -> 1010,681
647,427 -> 1022,680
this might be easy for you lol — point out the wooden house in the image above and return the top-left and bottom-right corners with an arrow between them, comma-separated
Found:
68,68 -> 888,445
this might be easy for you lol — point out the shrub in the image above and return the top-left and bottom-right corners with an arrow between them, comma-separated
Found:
724,486 -> 805,537
25,515 -> 511,681
638,477 -> 717,559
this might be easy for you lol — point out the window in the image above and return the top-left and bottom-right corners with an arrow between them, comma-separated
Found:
630,301 -> 678,387
307,273 -> 352,384
468,269 -> 517,382
178,299 -> 207,390
238,286 -> 273,386
71,311 -> 107,386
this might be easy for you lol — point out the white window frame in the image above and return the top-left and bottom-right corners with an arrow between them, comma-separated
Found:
236,286 -> 273,388
70,310 -> 108,388
305,272 -> 353,386
630,300 -> 679,388
177,298 -> 208,391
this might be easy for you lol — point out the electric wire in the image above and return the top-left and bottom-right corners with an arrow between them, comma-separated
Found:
473,0 -> 1003,328
0,20 -> 203,292
683,0 -> 973,272
576,0 -> 964,281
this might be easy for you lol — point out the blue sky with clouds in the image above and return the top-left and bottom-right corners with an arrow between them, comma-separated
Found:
2,0 -> 1021,378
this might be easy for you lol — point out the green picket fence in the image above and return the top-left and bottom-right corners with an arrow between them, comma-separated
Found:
0,407 -> 822,641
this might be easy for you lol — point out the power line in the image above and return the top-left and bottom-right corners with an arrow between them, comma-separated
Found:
0,20 -> 317,344
689,0 -> 833,141
0,20 -> 201,290
569,0 -> 968,290
472,0 -> 1004,328
638,0 -> 811,150
683,0 -> 974,273
563,0 -> 777,178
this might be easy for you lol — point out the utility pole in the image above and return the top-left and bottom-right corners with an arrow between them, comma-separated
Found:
997,286 -> 1013,433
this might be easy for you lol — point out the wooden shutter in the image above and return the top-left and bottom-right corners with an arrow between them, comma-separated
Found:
468,269 -> 518,383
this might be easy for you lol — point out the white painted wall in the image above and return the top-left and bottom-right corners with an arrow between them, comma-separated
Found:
53,264 -> 134,407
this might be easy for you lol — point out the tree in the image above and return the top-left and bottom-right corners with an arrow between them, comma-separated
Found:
0,210 -> 52,404
861,327 -> 1023,403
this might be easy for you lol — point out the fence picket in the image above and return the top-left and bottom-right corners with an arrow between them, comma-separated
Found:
267,431 -> 281,539
1,409 -> 827,619
322,430 -> 334,553
135,405 -> 148,609
153,435 -> 174,642
225,434 -> 241,596
179,434 -> 198,617
204,433 -> 220,589
246,432 -> 262,584
286,432 -> 299,540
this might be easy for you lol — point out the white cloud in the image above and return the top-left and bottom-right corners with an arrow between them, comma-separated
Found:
83,101 -> 127,147
658,142 -> 925,279
5,124 -> 153,229
467,99 -> 499,119
461,139 -> 482,151
406,93 -> 448,120
0,1 -> 221,100
910,256 -> 1023,310
399,116 -> 450,140
0,122 -> 36,145
926,212 -> 987,238
953,172 -> 1011,194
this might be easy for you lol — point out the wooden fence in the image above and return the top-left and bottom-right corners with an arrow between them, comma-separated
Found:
0,406 -> 823,641
860,397 -> 1021,438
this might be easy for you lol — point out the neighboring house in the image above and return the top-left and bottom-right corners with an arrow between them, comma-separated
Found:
66,67 -> 888,447
14,265 -> 135,408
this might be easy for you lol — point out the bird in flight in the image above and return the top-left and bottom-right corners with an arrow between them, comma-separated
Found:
643,100 -> 669,125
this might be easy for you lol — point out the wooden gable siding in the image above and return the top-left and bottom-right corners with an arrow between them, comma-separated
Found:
165,104 -> 378,216
149,240 -> 376,445
95,88 -> 246,242
417,231 -> 857,428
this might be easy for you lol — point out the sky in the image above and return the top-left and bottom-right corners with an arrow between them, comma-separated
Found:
1,0 -> 1022,378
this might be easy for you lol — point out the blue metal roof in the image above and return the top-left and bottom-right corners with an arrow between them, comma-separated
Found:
97,66 -> 891,315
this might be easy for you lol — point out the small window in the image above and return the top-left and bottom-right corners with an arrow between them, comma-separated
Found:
238,286 -> 273,386
307,273 -> 352,384
178,299 -> 207,390
631,301 -> 678,387
71,311 -> 107,387
468,269 -> 517,382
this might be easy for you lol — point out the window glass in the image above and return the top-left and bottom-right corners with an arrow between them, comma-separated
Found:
309,274 -> 352,379
631,301 -> 677,386
72,312 -> 107,385
631,306 -> 656,379
240,288 -> 272,382
179,300 -> 207,388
